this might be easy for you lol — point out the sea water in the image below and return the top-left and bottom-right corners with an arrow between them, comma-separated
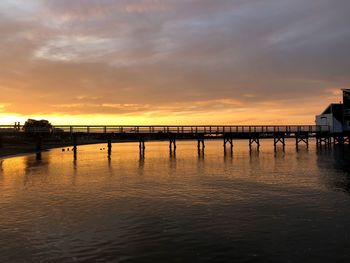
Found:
1,139 -> 350,262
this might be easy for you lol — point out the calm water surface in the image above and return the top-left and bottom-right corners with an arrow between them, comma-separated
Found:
1,139 -> 350,262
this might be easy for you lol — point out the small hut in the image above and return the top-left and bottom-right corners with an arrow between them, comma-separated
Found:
316,89 -> 350,133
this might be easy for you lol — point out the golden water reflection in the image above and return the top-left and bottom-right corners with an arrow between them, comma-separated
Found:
1,140 -> 350,262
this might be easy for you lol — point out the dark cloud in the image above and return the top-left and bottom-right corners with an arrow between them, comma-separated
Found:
0,0 -> 349,122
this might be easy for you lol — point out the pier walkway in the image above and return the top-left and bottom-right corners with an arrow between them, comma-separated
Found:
0,124 -> 345,158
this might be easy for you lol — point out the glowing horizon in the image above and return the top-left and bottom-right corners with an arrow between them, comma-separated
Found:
0,88 -> 344,126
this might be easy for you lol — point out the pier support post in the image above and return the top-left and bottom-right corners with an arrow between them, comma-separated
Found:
249,134 -> 260,151
169,136 -> 176,151
139,137 -> 145,150
139,137 -> 145,157
338,133 -> 350,145
169,134 -> 176,157
296,132 -> 309,148
224,135 -> 233,153
197,135 -> 205,156
334,135 -> 350,145
107,135 -> 112,157
333,135 -> 344,145
73,134 -> 77,159
197,136 -> 205,150
344,136 -> 350,144
273,133 -> 285,150
316,133 -> 331,147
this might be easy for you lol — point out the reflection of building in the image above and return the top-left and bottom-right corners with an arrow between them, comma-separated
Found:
316,89 -> 350,133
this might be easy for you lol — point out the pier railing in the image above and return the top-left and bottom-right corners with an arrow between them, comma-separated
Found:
0,125 -> 330,134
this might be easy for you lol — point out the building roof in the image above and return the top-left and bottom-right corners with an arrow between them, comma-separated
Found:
321,103 -> 343,123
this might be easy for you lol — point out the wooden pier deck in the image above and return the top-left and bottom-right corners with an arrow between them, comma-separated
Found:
0,124 -> 345,159
41,125 -> 327,135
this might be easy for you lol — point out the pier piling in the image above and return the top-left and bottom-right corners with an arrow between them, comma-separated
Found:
249,134 -> 260,151
197,136 -> 205,151
139,136 -> 146,152
344,136 -> 350,144
316,133 -> 331,147
107,135 -> 112,157
139,139 -> 145,158
333,135 -> 344,145
169,135 -> 176,151
224,135 -> 233,153
0,124 -> 335,156
73,134 -> 77,159
273,133 -> 285,150
296,132 -> 309,148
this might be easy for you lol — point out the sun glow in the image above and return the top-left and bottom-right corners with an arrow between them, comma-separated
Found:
0,111 -> 317,126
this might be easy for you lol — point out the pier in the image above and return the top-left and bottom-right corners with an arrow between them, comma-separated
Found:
0,124 -> 341,158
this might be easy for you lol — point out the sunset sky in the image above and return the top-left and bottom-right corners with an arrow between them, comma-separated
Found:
0,0 -> 349,125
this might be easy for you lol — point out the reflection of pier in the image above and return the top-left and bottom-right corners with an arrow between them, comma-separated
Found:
0,124 -> 343,158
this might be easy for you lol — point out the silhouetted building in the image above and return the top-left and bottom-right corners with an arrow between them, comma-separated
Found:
316,89 -> 350,133
343,89 -> 350,130
23,119 -> 52,133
